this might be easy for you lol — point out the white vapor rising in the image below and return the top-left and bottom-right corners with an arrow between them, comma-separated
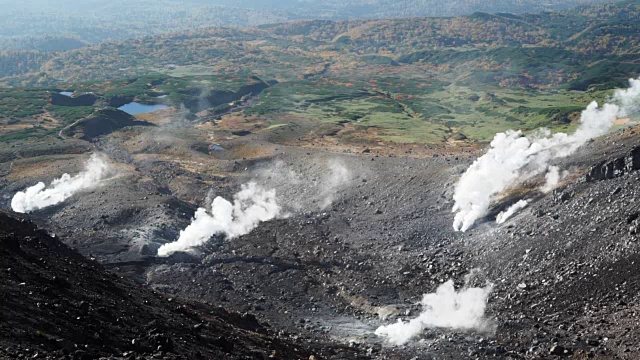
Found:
496,199 -> 529,225
375,280 -> 494,345
253,159 -> 352,211
540,165 -> 565,193
11,154 -> 109,213
320,160 -> 352,209
157,182 -> 280,257
614,78 -> 640,116
452,78 -> 640,232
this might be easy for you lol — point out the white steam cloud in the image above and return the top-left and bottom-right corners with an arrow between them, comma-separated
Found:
452,78 -> 640,232
615,78 -> 640,116
540,165 -> 566,193
157,182 -> 280,257
253,159 -> 352,211
11,154 -> 109,213
320,160 -> 352,209
496,199 -> 529,225
375,280 -> 494,345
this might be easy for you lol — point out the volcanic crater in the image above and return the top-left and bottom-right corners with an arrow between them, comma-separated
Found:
2,112 -> 640,359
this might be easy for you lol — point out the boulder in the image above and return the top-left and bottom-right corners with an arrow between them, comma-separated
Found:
586,146 -> 640,182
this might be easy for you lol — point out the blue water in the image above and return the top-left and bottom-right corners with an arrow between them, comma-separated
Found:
60,91 -> 74,97
118,102 -> 169,115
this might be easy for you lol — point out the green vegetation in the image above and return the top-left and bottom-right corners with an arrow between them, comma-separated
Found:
0,0 -> 613,52
1,1 -> 636,91
0,126 -> 55,142
0,1 -> 637,145
0,65 -> 620,145
246,74 -> 609,143
0,88 -> 48,117
48,105 -> 95,123
0,50 -> 53,78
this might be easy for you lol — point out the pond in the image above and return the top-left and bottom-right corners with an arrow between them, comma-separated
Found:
117,102 -> 169,115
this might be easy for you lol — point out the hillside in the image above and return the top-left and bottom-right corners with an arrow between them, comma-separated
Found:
0,1 -> 638,148
2,1 -> 638,88
0,210 -> 363,359
0,0 -> 613,51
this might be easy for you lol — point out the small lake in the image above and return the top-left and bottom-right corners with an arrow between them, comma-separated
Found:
118,102 -> 169,115
60,91 -> 74,97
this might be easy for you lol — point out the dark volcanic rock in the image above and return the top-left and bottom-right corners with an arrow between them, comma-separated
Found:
626,146 -> 640,172
231,130 -> 252,136
182,77 -> 270,113
65,108 -> 154,141
51,92 -> 97,106
586,145 -> 640,181
108,95 -> 134,108
0,211 -> 360,359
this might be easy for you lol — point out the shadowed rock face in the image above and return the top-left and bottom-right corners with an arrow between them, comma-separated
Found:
51,92 -> 97,106
586,145 -> 640,182
0,211 -> 362,359
64,108 -> 155,141
108,95 -> 134,108
182,77 -> 270,113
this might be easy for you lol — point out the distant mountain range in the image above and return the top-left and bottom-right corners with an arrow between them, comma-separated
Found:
202,0 -> 616,16
0,0 -> 615,51
1,0 -> 637,91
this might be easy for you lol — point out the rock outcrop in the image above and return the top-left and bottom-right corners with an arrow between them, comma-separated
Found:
586,146 -> 640,182
64,108 -> 154,141
182,76 -> 270,113
51,92 -> 97,106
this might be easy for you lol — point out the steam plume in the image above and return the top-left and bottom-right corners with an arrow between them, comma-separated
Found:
253,159 -> 352,211
452,78 -> 640,231
496,199 -> 529,224
157,182 -> 280,257
375,280 -> 494,345
11,154 -> 109,213
540,165 -> 565,193
320,159 -> 352,209
614,78 -> 640,116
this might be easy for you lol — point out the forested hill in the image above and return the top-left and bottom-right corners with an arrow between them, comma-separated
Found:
0,0 -> 614,51
1,0 -> 637,91
232,0 -> 615,17
0,1 -> 638,147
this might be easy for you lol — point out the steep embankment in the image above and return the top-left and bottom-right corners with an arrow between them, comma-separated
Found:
0,210 -> 361,359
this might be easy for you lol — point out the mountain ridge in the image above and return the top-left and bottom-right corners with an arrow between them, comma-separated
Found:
0,0 -> 616,51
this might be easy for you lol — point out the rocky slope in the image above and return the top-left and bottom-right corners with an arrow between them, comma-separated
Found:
3,111 -> 640,359
0,211 -> 363,359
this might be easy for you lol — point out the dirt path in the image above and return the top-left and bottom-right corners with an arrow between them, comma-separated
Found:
564,23 -> 596,43
57,111 -> 96,139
